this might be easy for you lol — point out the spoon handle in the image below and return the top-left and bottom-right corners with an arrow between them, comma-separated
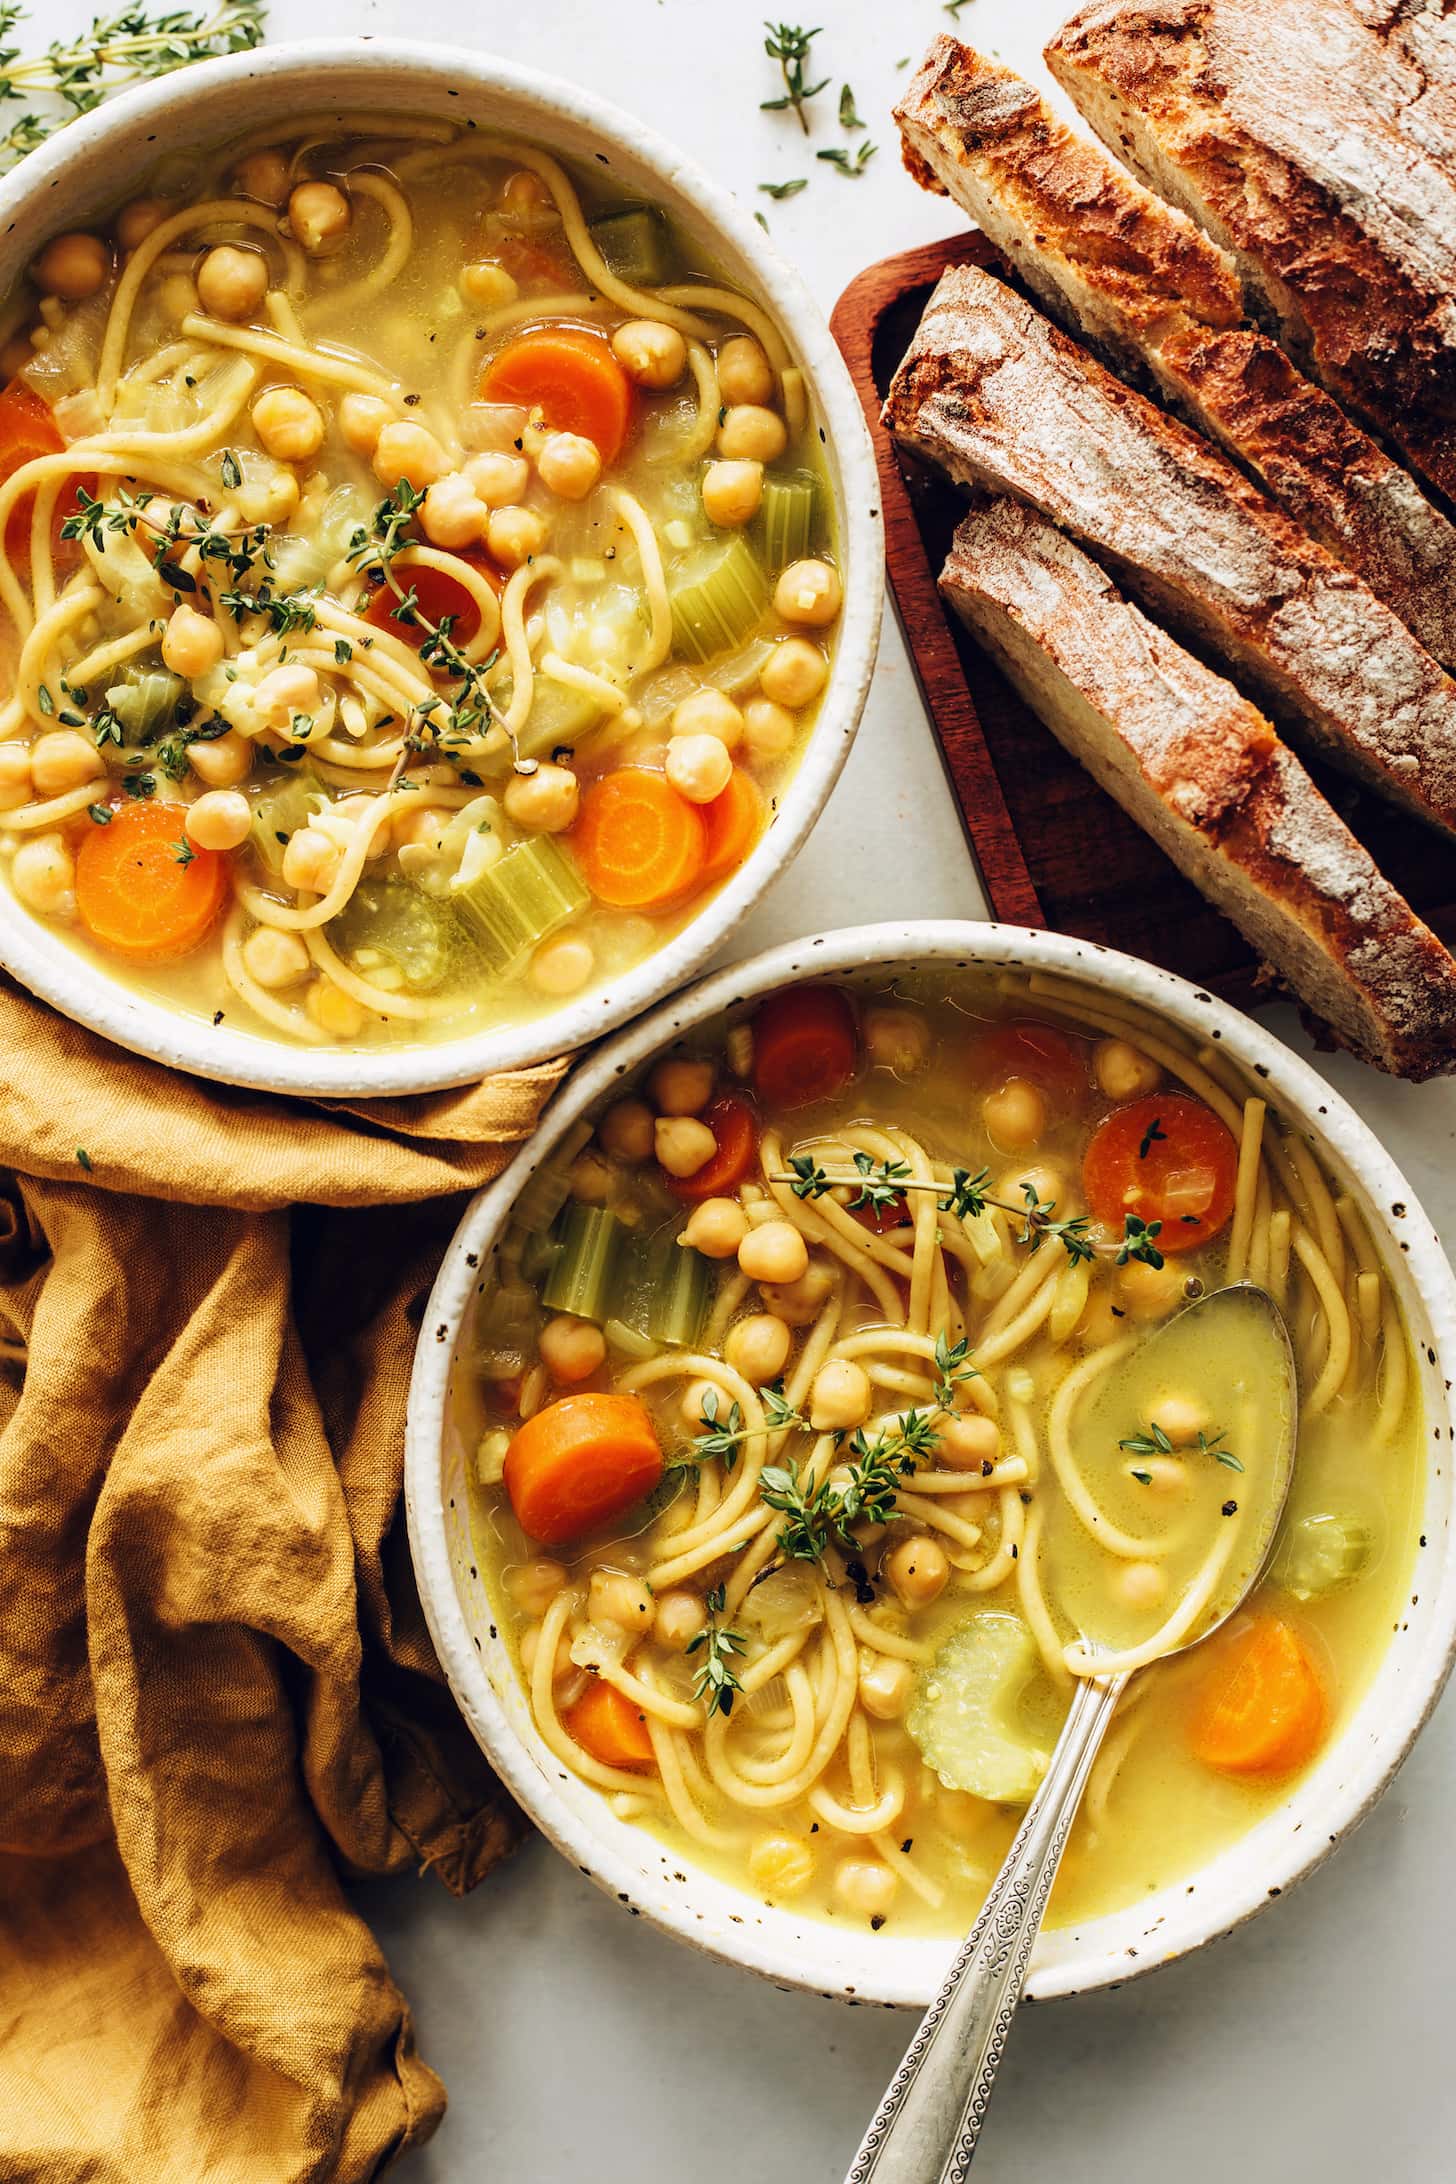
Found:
844,1670 -> 1128,2184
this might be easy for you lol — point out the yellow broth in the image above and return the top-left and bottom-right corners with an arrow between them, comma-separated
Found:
0,123 -> 836,1048
465,968 -> 1423,1937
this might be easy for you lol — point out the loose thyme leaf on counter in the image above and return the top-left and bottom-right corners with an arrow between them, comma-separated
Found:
838,83 -> 863,129
816,141 -> 877,177
761,22 -> 829,134
758,177 -> 808,200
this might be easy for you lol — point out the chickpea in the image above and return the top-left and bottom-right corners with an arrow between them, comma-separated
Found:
252,385 -> 325,464
757,1261 -> 834,1327
373,420 -> 449,491
34,232 -> 109,302
29,730 -> 100,797
460,260 -> 518,308
864,1005 -> 930,1077
539,1313 -> 606,1385
506,1558 -> 568,1617
518,1622 -> 574,1682
858,1653 -> 916,1722
716,335 -> 774,408
334,794 -> 391,861
609,318 -> 687,391
252,663 -> 320,734
232,149 -> 291,206
748,1834 -> 816,1900
306,979 -> 367,1038
244,467 -> 300,527
741,695 -> 796,762
115,198 -> 166,251
1095,1036 -> 1161,1102
598,1098 -> 655,1165
529,931 -> 595,996
982,1076 -> 1046,1152
189,730 -> 252,789
738,1220 -> 809,1286
11,829 -> 75,914
419,472 -> 489,549
393,804 -> 452,853
774,557 -> 842,629
1116,1561 -> 1168,1610
184,789 -> 251,852
161,603 -> 225,681
500,169 -> 550,214
650,1056 -> 715,1115
288,180 -> 351,253
717,403 -> 787,465
588,1567 -> 654,1631
1117,1256 -> 1186,1321
654,1588 -> 707,1649
196,245 -> 268,323
568,1149 -> 614,1203
0,743 -> 32,813
884,1533 -> 949,1610
1001,1160 -> 1063,1213
466,451 -> 532,507
1152,1393 -> 1210,1447
681,1197 -> 749,1259
241,925 -> 310,989
339,392 -> 392,459
833,1857 -> 898,1922
938,1411 -> 1001,1472
724,1313 -> 792,1385
809,1357 -> 872,1432
158,272 -> 198,325
487,503 -> 548,568
281,826 -> 341,895
1077,1288 -> 1125,1348
670,688 -> 743,750
759,637 -> 827,709
701,457 -> 762,529
655,1114 -> 717,1179
504,760 -> 579,834
681,1377 -> 726,1430
666,732 -> 733,805
537,430 -> 603,501
1137,1455 -> 1188,1496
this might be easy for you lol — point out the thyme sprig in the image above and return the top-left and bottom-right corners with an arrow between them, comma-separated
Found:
0,2 -> 265,171
686,1584 -> 746,1717
680,1383 -> 806,1472
761,1411 -> 941,1565
760,22 -> 828,133
1121,1420 -> 1243,1479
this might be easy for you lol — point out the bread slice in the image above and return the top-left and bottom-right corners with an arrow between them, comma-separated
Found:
941,497 -> 1456,1078
1047,0 -> 1456,502
894,35 -> 1456,674
882,262 -> 1456,839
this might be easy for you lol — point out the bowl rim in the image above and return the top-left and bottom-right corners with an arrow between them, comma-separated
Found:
406,918 -> 1456,2008
0,37 -> 881,1098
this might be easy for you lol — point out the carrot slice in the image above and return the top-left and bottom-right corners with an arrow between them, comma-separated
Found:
503,1391 -> 663,1545
562,1678 -> 656,1771
572,768 -> 707,909
698,767 -> 765,889
361,549 -> 501,652
0,380 -> 92,571
969,1018 -> 1089,1104
1083,1091 -> 1239,1254
669,1092 -> 759,1202
479,327 -> 634,464
74,801 -> 229,962
753,985 -> 859,1110
1190,1614 -> 1326,1777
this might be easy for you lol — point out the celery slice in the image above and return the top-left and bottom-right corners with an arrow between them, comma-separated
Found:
616,1230 -> 715,1348
453,835 -> 589,973
516,676 -> 604,762
909,1612 -> 1054,1806
513,1120 -> 593,1232
542,1205 -> 628,1323
754,470 -> 822,570
588,206 -> 676,285
476,1275 -> 540,1376
105,667 -> 185,745
668,533 -> 769,662
249,766 -> 327,876
1273,1511 -> 1372,1602
604,1316 -> 657,1361
328,875 -> 463,993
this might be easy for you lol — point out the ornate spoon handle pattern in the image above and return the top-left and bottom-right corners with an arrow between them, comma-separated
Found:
844,1671 -> 1128,2184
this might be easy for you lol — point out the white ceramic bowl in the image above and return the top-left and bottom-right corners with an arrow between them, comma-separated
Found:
0,41 -> 881,1097
407,920 -> 1456,2009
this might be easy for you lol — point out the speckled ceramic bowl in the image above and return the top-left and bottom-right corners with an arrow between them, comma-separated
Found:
0,41 -> 880,1097
407,921 -> 1456,2008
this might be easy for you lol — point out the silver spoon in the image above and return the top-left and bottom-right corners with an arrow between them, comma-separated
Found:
844,1284 -> 1297,2184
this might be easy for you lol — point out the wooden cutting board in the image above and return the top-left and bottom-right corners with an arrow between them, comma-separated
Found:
830,231 -> 1456,1005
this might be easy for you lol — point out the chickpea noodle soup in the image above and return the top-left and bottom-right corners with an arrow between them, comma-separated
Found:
0,114 -> 839,1046
467,967 -> 1423,1938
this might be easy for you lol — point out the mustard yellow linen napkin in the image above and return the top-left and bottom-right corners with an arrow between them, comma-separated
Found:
0,976 -> 565,2183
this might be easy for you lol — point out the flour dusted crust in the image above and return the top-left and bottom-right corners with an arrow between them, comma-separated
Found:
894,35 -> 1456,674
941,498 -> 1456,1078
882,261 -> 1456,839
1047,0 -> 1456,500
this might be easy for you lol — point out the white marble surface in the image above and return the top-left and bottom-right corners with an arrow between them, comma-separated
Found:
42,0 -> 1456,2171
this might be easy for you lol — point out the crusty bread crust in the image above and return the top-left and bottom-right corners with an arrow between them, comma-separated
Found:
940,497 -> 1456,1078
895,35 -> 1456,673
1048,0 -> 1456,500
883,262 -> 1456,839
